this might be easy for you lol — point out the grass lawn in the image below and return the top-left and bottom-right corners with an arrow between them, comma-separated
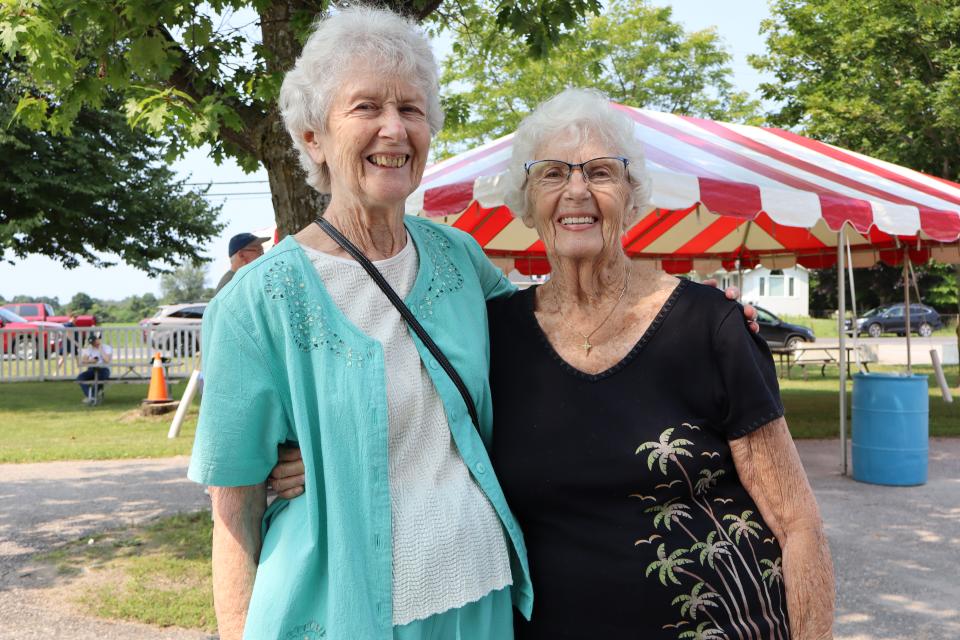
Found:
779,364 -> 959,438
39,511 -> 215,633
0,365 -> 956,464
0,381 -> 197,463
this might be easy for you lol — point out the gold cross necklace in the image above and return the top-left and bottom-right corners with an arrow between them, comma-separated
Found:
553,265 -> 629,355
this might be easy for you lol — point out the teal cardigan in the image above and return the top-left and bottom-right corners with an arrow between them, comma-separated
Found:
188,216 -> 532,639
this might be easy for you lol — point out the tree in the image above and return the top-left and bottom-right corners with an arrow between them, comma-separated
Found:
437,0 -> 760,155
753,1 -> 960,330
160,264 -> 210,304
753,0 -> 960,182
0,64 -> 224,274
809,262 -> 958,316
0,0 -> 603,238
68,292 -> 95,314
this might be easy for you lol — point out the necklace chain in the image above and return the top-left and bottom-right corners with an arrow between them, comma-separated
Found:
553,266 -> 629,355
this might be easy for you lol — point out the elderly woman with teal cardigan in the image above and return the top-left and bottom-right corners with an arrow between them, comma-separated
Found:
188,7 -> 530,640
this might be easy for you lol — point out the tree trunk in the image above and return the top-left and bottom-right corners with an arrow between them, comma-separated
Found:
258,2 -> 331,238
260,116 -> 328,237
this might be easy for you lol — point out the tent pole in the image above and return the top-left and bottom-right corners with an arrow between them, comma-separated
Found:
904,250 -> 912,374
838,230 -> 847,476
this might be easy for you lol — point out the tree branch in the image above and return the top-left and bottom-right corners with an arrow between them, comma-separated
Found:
156,24 -> 261,157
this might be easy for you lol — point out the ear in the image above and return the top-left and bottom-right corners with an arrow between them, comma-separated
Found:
519,189 -> 536,228
303,130 -> 325,165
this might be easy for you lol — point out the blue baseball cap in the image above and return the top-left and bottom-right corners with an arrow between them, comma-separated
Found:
228,233 -> 269,257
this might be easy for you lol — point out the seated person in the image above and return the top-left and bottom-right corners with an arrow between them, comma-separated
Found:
76,333 -> 112,403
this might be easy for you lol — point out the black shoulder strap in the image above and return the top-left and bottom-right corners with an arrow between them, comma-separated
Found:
314,216 -> 480,430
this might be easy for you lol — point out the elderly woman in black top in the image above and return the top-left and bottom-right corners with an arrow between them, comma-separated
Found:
486,88 -> 834,639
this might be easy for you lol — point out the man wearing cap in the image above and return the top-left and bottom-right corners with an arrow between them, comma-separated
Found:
214,233 -> 269,295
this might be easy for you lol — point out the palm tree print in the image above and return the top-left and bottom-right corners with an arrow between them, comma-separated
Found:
760,558 -> 783,588
723,511 -> 763,544
632,424 -> 788,640
678,622 -> 727,639
672,582 -> 722,620
645,543 -> 693,586
689,531 -> 733,569
695,469 -> 725,494
646,498 -> 693,531
636,427 -> 694,475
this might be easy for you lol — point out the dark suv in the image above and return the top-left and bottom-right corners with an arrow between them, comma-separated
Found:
847,303 -> 943,337
754,305 -> 816,350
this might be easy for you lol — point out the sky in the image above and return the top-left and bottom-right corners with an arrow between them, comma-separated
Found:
0,0 -> 774,304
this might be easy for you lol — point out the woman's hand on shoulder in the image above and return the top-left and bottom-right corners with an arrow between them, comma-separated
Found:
702,278 -> 759,333
269,444 -> 306,499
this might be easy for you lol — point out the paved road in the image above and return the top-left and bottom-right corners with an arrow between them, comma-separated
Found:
0,443 -> 958,639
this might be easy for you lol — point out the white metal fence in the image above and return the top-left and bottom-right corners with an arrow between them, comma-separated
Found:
0,326 -> 201,382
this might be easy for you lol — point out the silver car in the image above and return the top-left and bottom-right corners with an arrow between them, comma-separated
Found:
140,303 -> 206,356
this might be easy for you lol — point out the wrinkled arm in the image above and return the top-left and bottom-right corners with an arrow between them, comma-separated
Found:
210,484 -> 266,640
730,418 -> 835,640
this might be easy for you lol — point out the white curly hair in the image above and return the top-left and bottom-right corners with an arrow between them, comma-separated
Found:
501,88 -> 652,228
278,6 -> 443,193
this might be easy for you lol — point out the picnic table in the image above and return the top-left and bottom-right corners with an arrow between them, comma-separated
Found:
769,344 -> 875,380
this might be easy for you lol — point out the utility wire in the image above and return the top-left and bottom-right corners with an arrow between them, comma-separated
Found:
183,179 -> 270,186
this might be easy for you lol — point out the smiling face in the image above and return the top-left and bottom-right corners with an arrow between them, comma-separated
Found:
303,67 -> 431,211
523,134 -> 634,264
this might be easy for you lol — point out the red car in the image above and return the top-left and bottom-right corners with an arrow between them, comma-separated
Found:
0,308 -> 65,360
1,302 -> 97,327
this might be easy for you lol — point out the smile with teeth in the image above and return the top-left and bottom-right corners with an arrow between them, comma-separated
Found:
558,215 -> 599,226
368,154 -> 409,168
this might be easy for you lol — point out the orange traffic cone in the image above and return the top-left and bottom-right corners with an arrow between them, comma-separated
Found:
145,351 -> 171,403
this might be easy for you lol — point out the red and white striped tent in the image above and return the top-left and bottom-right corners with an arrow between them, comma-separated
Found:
405,103 -> 960,275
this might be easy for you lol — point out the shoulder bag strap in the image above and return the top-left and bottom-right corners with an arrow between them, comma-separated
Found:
314,216 -> 481,430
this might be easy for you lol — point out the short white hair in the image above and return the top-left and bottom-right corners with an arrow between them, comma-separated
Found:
279,6 -> 443,192
502,88 -> 652,227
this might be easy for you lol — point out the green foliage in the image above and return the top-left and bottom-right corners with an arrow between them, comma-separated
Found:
0,62 -> 224,274
436,0 -> 760,155
753,0 -> 960,181
0,0 -> 608,235
68,292 -> 95,315
809,261 -> 959,316
160,264 -> 211,304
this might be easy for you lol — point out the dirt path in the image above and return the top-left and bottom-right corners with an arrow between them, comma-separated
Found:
0,457 -> 210,640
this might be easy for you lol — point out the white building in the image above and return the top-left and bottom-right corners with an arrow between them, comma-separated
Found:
714,265 -> 810,317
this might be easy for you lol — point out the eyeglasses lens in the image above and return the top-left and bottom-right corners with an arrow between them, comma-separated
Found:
529,158 -> 626,187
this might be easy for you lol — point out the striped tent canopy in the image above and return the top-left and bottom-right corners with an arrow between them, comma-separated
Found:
405,104 -> 960,275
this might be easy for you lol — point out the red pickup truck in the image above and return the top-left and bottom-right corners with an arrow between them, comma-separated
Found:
1,302 -> 97,327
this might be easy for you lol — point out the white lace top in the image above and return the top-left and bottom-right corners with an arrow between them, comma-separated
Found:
299,237 -> 512,625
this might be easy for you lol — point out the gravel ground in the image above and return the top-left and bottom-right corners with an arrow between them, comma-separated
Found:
0,457 -> 210,640
0,441 -> 957,639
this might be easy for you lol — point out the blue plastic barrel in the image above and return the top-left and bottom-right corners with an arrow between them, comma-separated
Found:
852,373 -> 928,486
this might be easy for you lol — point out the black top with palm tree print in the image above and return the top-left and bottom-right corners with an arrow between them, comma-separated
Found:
489,279 -> 789,640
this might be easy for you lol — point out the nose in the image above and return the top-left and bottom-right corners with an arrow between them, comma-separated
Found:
562,167 -> 591,198
379,107 -> 408,141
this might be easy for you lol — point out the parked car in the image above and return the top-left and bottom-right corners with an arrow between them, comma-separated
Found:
140,303 -> 207,356
0,308 -> 65,360
753,305 -> 816,350
1,302 -> 97,327
846,303 -> 943,337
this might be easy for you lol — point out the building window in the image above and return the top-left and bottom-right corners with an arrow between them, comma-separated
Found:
788,277 -> 795,297
768,269 -> 784,296
759,277 -> 765,296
